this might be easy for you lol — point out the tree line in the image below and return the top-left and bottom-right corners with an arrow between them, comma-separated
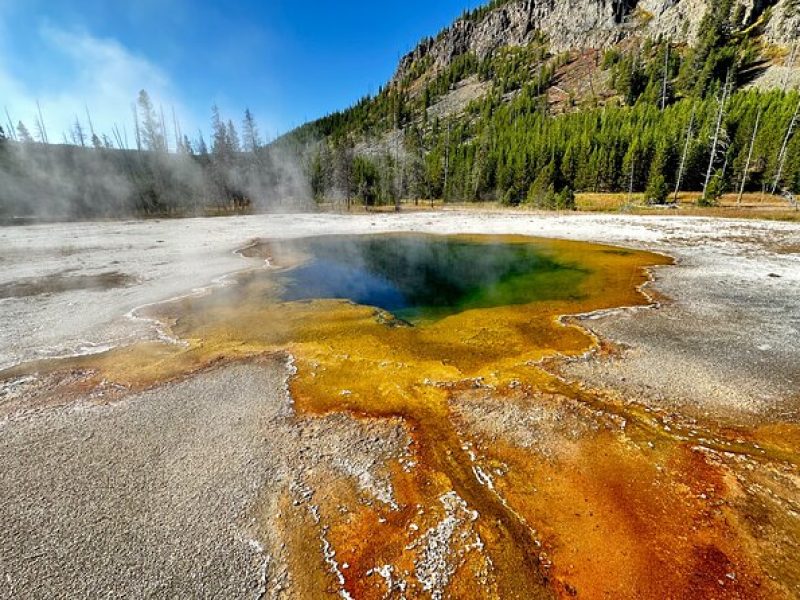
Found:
0,91 -> 311,220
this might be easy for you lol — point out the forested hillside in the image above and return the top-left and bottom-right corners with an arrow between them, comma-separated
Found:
296,0 -> 800,209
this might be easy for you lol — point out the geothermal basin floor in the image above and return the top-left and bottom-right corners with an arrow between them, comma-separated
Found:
0,211 -> 798,598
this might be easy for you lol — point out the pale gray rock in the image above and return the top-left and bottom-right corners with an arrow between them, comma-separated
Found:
392,0 -> 799,86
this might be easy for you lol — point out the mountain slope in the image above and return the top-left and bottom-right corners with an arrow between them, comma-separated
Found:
294,0 -> 800,208
392,0 -> 798,85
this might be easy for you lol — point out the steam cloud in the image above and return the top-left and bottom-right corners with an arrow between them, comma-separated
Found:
0,132 -> 316,221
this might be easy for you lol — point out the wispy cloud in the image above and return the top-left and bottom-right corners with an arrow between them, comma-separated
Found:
1,22 -> 197,148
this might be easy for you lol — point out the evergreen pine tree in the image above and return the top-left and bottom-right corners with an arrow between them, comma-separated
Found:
17,121 -> 33,143
242,108 -> 262,153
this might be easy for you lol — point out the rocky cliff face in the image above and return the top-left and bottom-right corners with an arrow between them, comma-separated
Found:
393,0 -> 798,85
765,0 -> 800,43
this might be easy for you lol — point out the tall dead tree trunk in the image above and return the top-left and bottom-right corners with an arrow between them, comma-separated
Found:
112,124 -> 125,150
132,104 -> 142,151
396,139 -> 404,212
673,105 -> 696,203
4,107 -> 18,141
660,43 -> 670,110
36,100 -> 49,144
172,106 -> 182,153
85,105 -> 96,140
159,106 -> 169,153
703,77 -> 731,201
737,108 -> 761,205
627,153 -> 635,205
443,121 -> 451,203
771,97 -> 800,194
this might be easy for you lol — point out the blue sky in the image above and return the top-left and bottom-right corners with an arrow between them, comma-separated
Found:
0,0 -> 484,147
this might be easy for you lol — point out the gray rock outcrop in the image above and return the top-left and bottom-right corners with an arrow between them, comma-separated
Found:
392,0 -> 798,85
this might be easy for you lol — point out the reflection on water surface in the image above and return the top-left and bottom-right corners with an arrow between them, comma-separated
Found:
277,235 -> 589,321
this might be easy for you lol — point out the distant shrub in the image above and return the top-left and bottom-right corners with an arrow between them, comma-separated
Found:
645,173 -> 669,204
556,186 -> 577,210
699,170 -> 726,206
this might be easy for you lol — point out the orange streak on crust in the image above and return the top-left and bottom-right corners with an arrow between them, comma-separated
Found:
484,431 -> 769,599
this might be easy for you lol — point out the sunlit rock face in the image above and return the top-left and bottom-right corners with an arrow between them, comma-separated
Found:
764,0 -> 800,44
393,0 -> 797,86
